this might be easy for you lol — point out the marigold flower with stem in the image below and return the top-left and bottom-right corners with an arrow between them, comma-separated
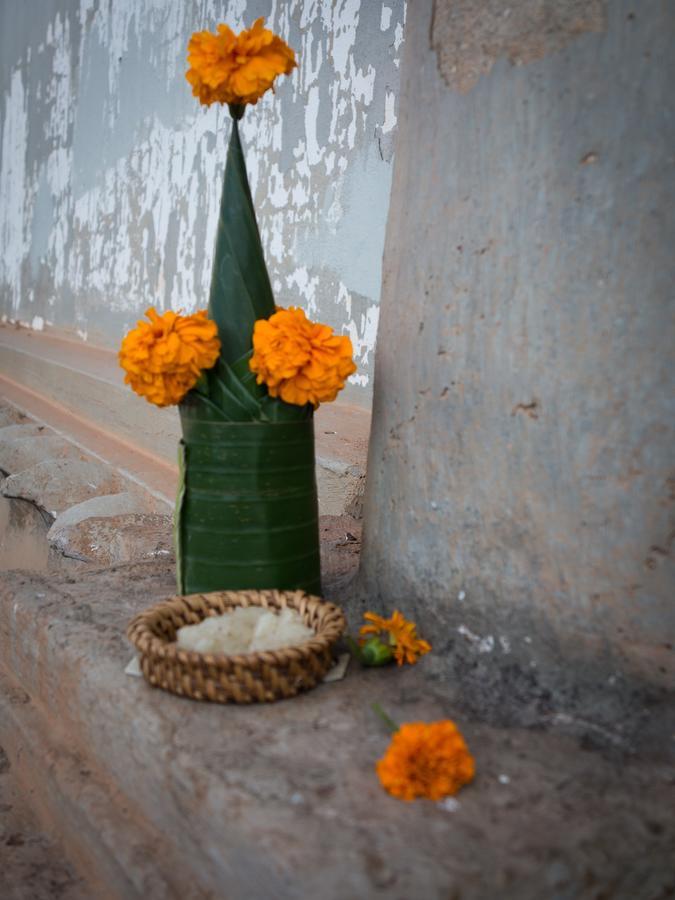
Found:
186,18 -> 296,108
250,307 -> 356,407
119,307 -> 220,407
376,719 -> 475,801
359,610 -> 431,666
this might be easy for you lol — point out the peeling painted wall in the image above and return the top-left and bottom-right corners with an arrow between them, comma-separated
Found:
0,0 -> 406,406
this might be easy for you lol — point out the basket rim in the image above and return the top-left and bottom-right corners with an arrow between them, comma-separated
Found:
127,588 -> 345,671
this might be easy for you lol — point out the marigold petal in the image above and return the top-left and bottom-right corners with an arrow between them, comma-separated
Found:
185,18 -> 296,107
249,307 -> 356,408
119,307 -> 220,407
376,721 -> 475,801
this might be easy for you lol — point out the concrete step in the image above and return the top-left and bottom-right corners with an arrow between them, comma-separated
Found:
0,732 -> 88,900
0,398 -> 174,572
1,562 -> 675,899
0,667 -> 184,900
0,325 -> 370,516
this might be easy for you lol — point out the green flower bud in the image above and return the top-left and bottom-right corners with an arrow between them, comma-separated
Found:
359,637 -> 395,667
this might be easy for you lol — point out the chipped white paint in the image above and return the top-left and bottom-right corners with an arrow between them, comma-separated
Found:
0,0 -> 406,405
0,70 -> 28,312
457,625 -> 495,653
382,88 -> 397,134
394,21 -> 405,51
437,797 -> 460,812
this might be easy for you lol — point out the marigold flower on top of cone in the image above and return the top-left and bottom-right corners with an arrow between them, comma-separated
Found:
250,306 -> 356,407
186,18 -> 296,107
119,307 -> 220,407
377,720 -> 475,801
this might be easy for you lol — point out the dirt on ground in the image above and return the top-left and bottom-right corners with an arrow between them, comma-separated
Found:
0,746 -> 87,900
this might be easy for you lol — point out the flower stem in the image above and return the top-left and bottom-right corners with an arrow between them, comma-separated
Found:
372,702 -> 399,734
344,634 -> 362,660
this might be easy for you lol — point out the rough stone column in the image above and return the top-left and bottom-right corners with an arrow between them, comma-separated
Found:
360,0 -> 675,680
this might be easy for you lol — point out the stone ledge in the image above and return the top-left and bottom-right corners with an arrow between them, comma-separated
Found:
1,563 -> 674,899
0,719 -> 87,900
0,668 -> 182,900
0,402 -> 173,570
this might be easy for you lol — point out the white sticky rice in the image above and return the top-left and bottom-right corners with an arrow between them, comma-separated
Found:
176,606 -> 314,655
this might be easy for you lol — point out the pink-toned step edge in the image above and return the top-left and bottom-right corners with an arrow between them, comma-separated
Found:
0,374 -> 177,507
0,323 -> 122,382
0,325 -> 371,466
0,371 -> 371,485
0,324 -> 371,479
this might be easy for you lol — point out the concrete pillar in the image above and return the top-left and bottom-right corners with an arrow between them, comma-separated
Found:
360,0 -> 675,682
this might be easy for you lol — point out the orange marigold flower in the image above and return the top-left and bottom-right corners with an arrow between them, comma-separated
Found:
119,307 -> 220,407
360,612 -> 390,638
377,721 -> 475,801
249,307 -> 356,407
359,610 -> 431,666
186,18 -> 296,107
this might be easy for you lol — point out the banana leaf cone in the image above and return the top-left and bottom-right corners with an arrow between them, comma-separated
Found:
175,112 -> 321,595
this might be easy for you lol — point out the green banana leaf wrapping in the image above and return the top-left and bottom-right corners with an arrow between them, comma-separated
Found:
177,400 -> 320,594
207,116 -> 275,364
175,116 -> 321,595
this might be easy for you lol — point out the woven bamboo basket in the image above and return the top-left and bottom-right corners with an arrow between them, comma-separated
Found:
127,589 -> 346,704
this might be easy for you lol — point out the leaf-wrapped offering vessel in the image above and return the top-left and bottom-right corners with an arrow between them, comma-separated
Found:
127,589 -> 346,704
119,19 -> 356,597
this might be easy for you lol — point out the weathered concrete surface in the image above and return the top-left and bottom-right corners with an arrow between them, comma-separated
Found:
0,561 -> 674,899
48,512 -> 173,568
0,399 -> 174,572
0,744 -> 87,900
0,496 -> 54,574
431,0 -> 606,92
360,0 -> 675,680
2,458 -> 128,518
319,515 -> 363,589
0,327 -> 183,465
0,374 -> 178,505
0,422 -> 46,443
0,0 -> 406,405
0,431 -> 84,475
46,491 -> 173,566
48,491 -> 170,532
0,405 -> 29,428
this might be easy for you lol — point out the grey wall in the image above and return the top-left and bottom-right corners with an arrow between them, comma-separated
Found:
0,0 -> 406,406
360,0 -> 675,676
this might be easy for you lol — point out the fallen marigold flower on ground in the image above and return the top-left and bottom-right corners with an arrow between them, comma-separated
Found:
377,720 -> 475,801
119,307 -> 220,407
186,18 -> 296,107
250,307 -> 356,407
359,610 -> 431,666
